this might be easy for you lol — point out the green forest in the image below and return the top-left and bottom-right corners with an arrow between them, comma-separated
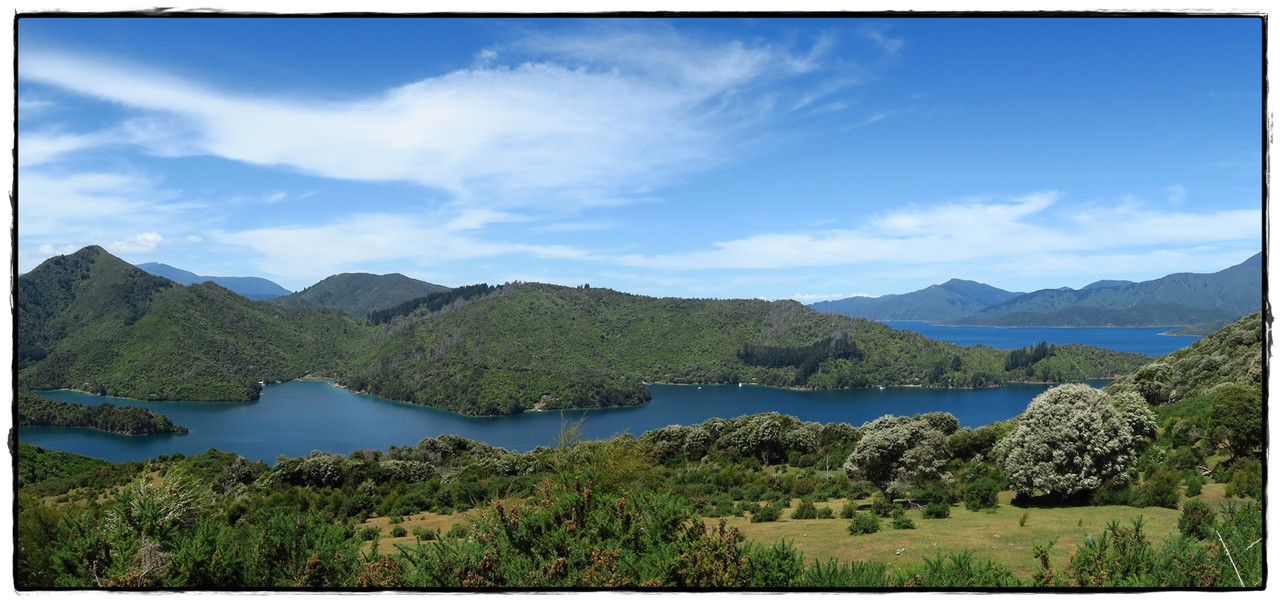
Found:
18,247 -> 1148,415
14,311 -> 1265,589
17,389 -> 189,435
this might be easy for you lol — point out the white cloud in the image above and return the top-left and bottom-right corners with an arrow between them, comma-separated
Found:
109,232 -> 164,254
18,28 -> 854,210
612,192 -> 1260,272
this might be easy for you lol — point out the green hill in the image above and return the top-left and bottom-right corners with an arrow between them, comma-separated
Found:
1105,312 -> 1264,405
267,272 -> 450,318
19,254 -> 371,401
19,247 -> 1150,415
17,246 -> 177,370
339,283 -> 1149,416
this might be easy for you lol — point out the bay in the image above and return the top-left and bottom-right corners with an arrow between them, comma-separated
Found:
23,379 -> 1103,464
880,322 -> 1199,356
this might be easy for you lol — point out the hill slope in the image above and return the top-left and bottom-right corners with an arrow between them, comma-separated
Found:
17,246 -> 177,370
339,283 -> 1148,415
19,246 -> 1150,415
1105,312 -> 1264,405
136,262 -> 292,300
19,250 -> 372,402
949,253 -> 1262,327
266,272 -> 450,318
811,279 -> 1022,322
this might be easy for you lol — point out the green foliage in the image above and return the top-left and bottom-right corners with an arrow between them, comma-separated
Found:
1177,499 -> 1216,540
17,389 -> 189,435
750,502 -> 784,523
1132,467 -> 1182,509
847,512 -> 880,536
1106,312 -> 1264,405
921,501 -> 951,519
911,550 -> 1023,588
962,477 -> 1001,512
389,525 -> 407,538
368,283 -> 499,324
789,499 -> 818,520
266,272 -> 449,317
1207,383 -> 1263,459
1222,457 -> 1262,499
996,384 -> 1148,500
890,508 -> 916,529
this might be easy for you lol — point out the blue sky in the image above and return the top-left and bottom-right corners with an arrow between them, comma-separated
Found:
15,15 -> 1264,301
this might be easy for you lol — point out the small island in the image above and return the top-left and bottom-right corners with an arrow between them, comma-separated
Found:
17,390 -> 189,436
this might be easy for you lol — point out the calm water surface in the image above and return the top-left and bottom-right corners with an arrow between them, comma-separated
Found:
880,322 -> 1198,356
24,380 -> 1106,464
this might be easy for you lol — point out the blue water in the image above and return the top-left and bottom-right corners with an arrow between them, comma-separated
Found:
21,380 -> 1099,464
881,322 -> 1198,356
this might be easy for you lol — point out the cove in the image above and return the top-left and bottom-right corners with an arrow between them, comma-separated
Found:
23,379 -> 1105,465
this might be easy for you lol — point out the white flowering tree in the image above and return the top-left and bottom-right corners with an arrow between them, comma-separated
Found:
843,413 -> 953,500
996,383 -> 1153,500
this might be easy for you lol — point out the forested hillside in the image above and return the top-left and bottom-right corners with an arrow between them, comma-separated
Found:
1105,312 -> 1264,405
338,283 -> 1148,415
267,272 -> 450,317
19,247 -> 1148,414
19,277 -> 372,402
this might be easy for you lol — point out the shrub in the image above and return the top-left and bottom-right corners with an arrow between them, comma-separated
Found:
839,500 -> 857,519
790,500 -> 818,520
922,501 -> 951,519
444,523 -> 469,539
817,507 -> 835,519
1224,458 -> 1262,499
891,509 -> 915,530
1183,473 -> 1203,497
411,526 -> 437,541
1138,467 -> 1182,509
389,525 -> 407,538
1018,511 -> 1029,527
963,477 -> 1001,511
751,502 -> 783,523
1177,499 -> 1215,540
847,512 -> 880,536
868,493 -> 894,518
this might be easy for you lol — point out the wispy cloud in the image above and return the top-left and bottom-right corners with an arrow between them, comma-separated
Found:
19,26 -> 857,211
612,191 -> 1259,272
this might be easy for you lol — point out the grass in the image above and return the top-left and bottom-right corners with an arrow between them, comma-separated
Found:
361,483 -> 1239,580
708,486 -> 1234,580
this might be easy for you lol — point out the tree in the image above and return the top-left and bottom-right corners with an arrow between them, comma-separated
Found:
1208,384 -> 1263,459
995,384 -> 1148,500
843,414 -> 952,500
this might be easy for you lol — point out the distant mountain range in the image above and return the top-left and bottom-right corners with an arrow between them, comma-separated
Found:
810,279 -> 1024,322
136,262 -> 292,301
812,252 -> 1262,328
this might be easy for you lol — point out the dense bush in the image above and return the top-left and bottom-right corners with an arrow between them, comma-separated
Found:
962,477 -> 1001,511
1177,499 -> 1216,541
847,512 -> 880,536
790,500 -> 818,520
922,501 -> 951,519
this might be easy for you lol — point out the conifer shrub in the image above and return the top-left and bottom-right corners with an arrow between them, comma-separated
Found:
816,507 -> 835,519
868,493 -> 894,518
839,500 -> 857,519
922,500 -> 951,519
751,502 -> 783,523
963,477 -> 1001,511
790,499 -> 818,520
847,512 -> 880,536
390,525 -> 407,538
1223,458 -> 1262,499
890,508 -> 915,530
1183,472 -> 1203,497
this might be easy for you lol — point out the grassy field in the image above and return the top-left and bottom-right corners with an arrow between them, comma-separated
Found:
358,484 -> 1236,581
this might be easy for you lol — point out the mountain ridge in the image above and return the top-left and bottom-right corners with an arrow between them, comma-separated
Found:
136,262 -> 292,300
